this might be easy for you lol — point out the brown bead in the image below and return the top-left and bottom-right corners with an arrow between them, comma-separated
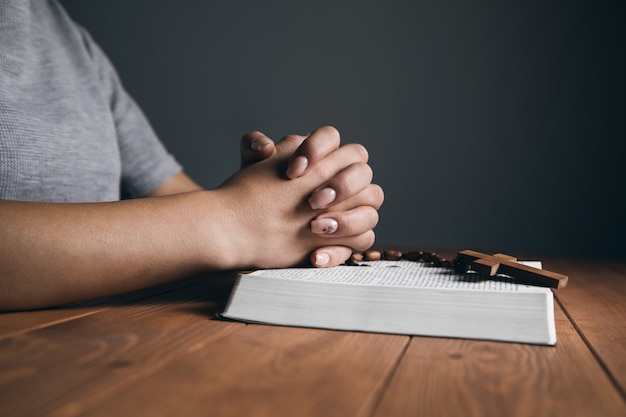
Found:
384,249 -> 403,260
405,251 -> 423,262
431,255 -> 444,267
421,251 -> 435,262
364,250 -> 382,261
351,253 -> 364,263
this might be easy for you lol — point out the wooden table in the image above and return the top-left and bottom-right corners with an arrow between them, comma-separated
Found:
1,257 -> 625,417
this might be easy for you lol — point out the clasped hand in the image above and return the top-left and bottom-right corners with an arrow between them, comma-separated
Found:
225,126 -> 384,269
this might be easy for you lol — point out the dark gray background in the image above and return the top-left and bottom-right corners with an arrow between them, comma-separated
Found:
60,0 -> 625,259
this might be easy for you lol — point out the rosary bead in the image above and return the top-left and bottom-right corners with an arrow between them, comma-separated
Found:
383,249 -> 403,260
405,251 -> 423,262
345,249 -> 454,270
421,251 -> 436,262
351,253 -> 364,263
364,250 -> 382,261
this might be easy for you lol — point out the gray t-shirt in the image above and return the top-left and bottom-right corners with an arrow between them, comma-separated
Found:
0,0 -> 182,202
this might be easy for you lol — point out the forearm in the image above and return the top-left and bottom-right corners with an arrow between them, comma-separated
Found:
0,193 -> 226,311
0,131 -> 382,310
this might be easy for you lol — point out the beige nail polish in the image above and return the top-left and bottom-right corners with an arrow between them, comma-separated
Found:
314,252 -> 330,266
311,218 -> 338,234
286,155 -> 308,179
308,187 -> 336,209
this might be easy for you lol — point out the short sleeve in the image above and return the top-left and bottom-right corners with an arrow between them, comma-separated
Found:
77,27 -> 182,199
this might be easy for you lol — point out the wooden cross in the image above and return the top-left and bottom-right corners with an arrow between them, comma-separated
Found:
455,250 -> 568,289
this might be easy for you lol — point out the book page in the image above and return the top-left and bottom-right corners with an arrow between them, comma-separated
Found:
249,261 -> 550,293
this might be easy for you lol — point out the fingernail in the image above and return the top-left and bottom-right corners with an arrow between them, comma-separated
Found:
314,252 -> 330,267
251,137 -> 270,151
286,155 -> 308,179
311,218 -> 339,234
309,187 -> 336,209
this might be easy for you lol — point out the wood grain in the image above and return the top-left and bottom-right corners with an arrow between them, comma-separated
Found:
372,302 -> 626,417
549,259 -> 626,395
0,273 -> 241,417
0,305 -> 106,339
49,325 -> 409,417
0,274 -> 213,339
0,259 -> 624,417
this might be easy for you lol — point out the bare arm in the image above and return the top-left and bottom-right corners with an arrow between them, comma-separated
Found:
0,131 -> 379,311
0,192 -> 227,310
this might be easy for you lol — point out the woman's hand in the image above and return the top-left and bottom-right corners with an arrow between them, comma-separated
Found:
223,126 -> 383,269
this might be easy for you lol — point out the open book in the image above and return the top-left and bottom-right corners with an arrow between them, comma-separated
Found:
221,260 -> 556,345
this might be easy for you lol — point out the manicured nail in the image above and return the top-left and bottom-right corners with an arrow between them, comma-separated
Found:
251,137 -> 270,151
308,187 -> 336,209
286,155 -> 308,179
314,252 -> 331,267
311,218 -> 339,234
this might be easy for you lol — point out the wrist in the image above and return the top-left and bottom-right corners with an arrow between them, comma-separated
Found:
192,189 -> 248,271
